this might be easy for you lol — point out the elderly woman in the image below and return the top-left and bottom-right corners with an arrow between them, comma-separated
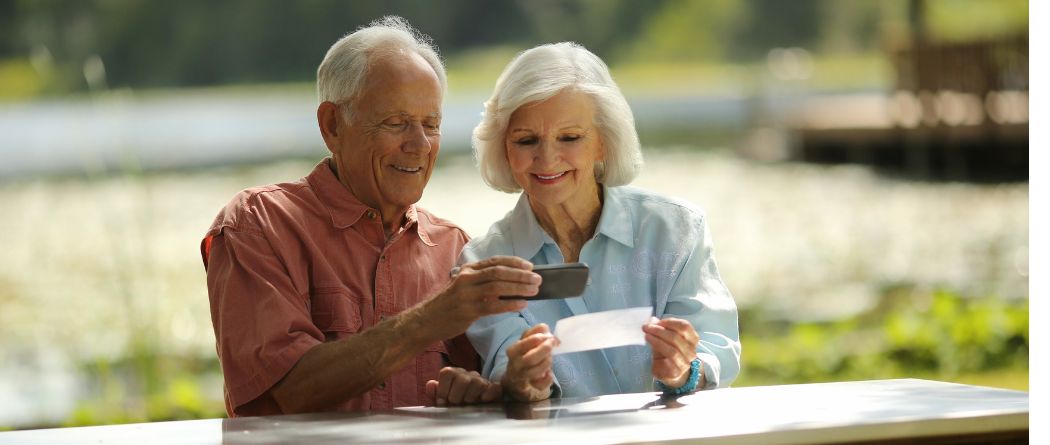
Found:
463,42 -> 741,402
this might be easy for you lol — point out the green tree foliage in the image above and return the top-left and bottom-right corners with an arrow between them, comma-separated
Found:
2,0 -> 540,91
621,0 -> 747,62
924,0 -> 1028,42
0,0 -> 1029,93
623,0 -> 830,63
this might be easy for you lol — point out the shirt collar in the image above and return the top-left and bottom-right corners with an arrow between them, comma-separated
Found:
510,193 -> 555,260
510,186 -> 635,259
306,158 -> 436,246
594,186 -> 635,248
407,206 -> 437,247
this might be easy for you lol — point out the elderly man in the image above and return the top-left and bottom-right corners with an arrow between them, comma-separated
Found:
201,16 -> 539,416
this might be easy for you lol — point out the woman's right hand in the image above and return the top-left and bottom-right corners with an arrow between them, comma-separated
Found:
502,323 -> 558,402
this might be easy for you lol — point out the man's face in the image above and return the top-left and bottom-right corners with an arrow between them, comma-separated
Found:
331,51 -> 443,217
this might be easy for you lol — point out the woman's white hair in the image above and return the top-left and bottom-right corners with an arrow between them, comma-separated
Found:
473,42 -> 643,193
317,16 -> 446,122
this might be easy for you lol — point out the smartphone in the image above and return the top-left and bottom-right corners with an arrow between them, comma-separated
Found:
499,262 -> 590,300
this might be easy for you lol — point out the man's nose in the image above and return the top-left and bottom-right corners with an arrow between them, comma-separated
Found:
402,122 -> 433,155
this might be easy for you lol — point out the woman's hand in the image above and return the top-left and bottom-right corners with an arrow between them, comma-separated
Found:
643,317 -> 701,389
501,323 -> 558,402
425,367 -> 502,406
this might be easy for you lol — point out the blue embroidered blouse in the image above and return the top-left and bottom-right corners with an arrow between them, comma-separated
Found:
462,186 -> 741,397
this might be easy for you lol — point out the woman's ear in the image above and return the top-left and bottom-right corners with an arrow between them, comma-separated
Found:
317,101 -> 342,152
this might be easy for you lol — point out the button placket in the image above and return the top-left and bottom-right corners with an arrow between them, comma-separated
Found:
374,247 -> 396,316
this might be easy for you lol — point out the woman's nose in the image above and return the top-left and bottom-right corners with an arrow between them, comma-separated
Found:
534,139 -> 559,165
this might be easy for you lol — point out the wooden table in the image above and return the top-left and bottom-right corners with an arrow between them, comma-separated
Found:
2,379 -> 1028,444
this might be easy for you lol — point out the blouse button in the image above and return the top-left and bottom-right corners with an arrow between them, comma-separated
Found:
366,210 -> 377,219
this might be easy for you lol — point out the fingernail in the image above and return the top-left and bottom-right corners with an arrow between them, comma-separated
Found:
531,273 -> 542,284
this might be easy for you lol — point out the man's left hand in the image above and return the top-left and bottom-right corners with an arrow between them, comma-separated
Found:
425,367 -> 502,406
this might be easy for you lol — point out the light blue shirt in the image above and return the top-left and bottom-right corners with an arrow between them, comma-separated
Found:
462,186 -> 741,398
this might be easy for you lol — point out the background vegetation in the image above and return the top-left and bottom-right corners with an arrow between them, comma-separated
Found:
0,0 -> 1028,99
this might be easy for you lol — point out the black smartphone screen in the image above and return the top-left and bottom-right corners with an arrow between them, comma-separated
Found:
499,262 -> 589,300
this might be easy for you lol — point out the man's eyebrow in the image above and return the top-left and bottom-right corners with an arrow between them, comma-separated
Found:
385,111 -> 441,119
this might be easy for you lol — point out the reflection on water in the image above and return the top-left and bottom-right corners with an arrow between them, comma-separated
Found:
0,147 -> 1027,428
0,91 -> 754,178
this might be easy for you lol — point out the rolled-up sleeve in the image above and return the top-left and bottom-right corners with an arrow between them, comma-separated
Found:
205,223 -> 323,414
662,215 -> 741,389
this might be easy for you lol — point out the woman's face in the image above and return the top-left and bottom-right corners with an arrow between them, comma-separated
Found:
505,89 -> 604,212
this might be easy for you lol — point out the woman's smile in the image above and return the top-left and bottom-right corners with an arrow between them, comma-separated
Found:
531,170 -> 571,184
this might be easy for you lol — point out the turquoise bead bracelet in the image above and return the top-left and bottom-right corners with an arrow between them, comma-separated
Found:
656,358 -> 701,396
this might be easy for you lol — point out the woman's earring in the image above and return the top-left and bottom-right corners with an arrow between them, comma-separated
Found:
594,160 -> 606,182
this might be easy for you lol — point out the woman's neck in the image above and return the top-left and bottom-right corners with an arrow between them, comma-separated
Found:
529,185 -> 604,263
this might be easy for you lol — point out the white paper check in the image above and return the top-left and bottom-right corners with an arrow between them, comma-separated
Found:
552,306 -> 653,355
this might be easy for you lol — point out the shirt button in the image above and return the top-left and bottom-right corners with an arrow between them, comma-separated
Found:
378,382 -> 386,390
366,210 -> 376,219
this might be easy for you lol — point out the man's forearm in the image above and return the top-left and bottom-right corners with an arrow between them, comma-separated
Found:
268,256 -> 537,413
270,303 -> 439,413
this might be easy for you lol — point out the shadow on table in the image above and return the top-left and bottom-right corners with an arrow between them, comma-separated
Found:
505,392 -> 687,420
219,393 -> 689,444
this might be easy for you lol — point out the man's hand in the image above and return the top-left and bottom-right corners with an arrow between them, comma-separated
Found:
421,256 -> 540,340
643,317 -> 701,389
425,367 -> 502,406
502,323 -> 558,402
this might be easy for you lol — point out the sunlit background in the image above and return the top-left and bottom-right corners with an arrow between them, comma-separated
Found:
0,0 -> 1029,429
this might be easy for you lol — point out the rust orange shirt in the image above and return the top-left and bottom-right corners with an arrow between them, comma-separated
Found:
202,158 -> 474,417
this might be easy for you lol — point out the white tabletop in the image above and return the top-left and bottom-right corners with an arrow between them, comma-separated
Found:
2,379 -> 1028,444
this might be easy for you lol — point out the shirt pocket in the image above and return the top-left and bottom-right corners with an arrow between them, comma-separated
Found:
310,288 -> 363,340
416,341 -> 450,383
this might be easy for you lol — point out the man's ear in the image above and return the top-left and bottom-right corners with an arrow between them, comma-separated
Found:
317,101 -> 342,153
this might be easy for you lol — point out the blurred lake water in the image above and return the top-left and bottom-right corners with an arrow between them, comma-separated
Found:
0,90 -> 760,177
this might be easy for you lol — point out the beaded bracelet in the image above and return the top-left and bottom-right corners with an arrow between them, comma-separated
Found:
656,358 -> 702,396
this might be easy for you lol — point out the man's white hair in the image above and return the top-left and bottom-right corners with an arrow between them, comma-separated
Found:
472,42 -> 643,193
317,16 -> 446,122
